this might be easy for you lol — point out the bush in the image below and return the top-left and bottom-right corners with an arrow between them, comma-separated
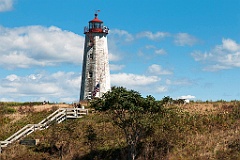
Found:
0,106 -> 16,114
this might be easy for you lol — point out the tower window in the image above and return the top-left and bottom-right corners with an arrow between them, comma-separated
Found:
89,23 -> 93,29
90,53 -> 93,59
88,72 -> 93,78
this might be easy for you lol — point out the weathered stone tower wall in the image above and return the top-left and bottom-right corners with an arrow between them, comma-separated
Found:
80,13 -> 111,100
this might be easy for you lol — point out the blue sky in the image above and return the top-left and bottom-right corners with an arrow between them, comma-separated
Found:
0,0 -> 239,102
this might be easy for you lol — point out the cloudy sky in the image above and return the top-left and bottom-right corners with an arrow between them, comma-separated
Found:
0,0 -> 239,102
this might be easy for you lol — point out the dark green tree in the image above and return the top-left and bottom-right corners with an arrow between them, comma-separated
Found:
161,96 -> 173,107
91,86 -> 163,160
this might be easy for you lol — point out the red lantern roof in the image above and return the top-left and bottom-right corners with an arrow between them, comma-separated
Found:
89,14 -> 103,23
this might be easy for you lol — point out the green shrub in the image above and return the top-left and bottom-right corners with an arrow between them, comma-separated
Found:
0,106 -> 16,114
232,104 -> 240,119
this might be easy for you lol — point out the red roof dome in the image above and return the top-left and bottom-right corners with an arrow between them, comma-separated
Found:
89,14 -> 103,23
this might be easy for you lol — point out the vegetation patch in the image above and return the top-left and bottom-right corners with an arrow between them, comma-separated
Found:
0,91 -> 239,159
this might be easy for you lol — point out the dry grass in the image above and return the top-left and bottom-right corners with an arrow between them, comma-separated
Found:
179,101 -> 238,115
5,112 -> 27,123
1,102 -> 239,159
12,103 -> 72,112
169,120 -> 239,159
181,103 -> 217,114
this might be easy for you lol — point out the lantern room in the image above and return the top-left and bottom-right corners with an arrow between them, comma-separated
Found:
84,13 -> 109,34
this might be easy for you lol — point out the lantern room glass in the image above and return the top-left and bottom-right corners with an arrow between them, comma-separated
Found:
89,22 -> 103,29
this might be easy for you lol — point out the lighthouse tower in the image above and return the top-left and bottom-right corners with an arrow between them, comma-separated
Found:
80,12 -> 111,101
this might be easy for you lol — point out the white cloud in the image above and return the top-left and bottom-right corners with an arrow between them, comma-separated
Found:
1,71 -> 168,102
222,38 -> 240,52
156,86 -> 168,93
165,79 -> 171,85
109,64 -> 125,71
191,38 -> 240,71
203,64 -> 230,72
109,29 -> 134,42
147,64 -> 172,75
190,51 -> 212,61
0,25 -> 84,69
144,45 -> 167,55
155,49 -> 167,55
178,95 -> 196,99
0,71 -> 81,103
107,29 -> 136,63
174,33 -> 198,46
0,0 -> 13,12
145,45 -> 156,49
136,31 -> 170,40
28,74 -> 42,80
1,51 -> 47,68
108,52 -> 122,61
110,73 -> 161,95
0,97 -> 14,102
111,73 -> 160,87
6,74 -> 20,81
165,78 -> 194,86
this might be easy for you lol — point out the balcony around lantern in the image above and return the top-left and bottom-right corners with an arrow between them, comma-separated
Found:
84,25 -> 109,34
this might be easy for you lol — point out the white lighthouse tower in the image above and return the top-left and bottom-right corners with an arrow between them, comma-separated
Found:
80,12 -> 111,101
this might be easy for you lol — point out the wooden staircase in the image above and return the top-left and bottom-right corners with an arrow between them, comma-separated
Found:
0,107 -> 88,153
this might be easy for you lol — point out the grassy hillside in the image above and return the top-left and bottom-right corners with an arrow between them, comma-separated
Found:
0,101 -> 239,160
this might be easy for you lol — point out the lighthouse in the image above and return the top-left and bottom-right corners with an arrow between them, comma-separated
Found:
80,12 -> 111,101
